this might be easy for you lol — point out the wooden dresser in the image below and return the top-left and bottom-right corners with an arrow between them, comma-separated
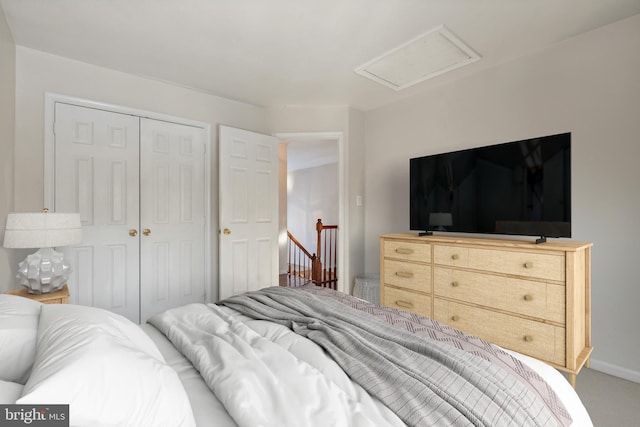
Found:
380,233 -> 592,386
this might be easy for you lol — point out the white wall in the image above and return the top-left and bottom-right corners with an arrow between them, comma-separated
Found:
13,46 -> 269,300
278,143 -> 288,274
363,15 -> 640,381
287,162 -> 339,252
348,108 -> 366,293
0,7 -> 16,292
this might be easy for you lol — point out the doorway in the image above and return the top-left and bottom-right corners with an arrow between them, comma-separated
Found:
275,132 -> 345,293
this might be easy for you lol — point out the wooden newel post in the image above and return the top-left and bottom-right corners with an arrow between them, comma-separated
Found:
311,253 -> 321,284
313,219 -> 324,284
316,219 -> 323,256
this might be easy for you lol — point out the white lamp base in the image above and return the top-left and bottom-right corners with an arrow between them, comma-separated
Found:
16,247 -> 71,294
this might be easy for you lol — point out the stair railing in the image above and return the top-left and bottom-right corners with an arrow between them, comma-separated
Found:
286,218 -> 338,289
287,231 -> 315,286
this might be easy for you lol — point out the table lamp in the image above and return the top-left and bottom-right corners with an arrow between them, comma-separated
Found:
3,209 -> 82,294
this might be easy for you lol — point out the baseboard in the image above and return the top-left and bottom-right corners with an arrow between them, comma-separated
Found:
588,358 -> 640,384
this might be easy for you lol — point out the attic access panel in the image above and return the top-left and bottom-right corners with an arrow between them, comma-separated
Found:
355,25 -> 480,91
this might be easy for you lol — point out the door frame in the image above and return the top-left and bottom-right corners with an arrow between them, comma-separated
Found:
43,93 -> 213,300
274,131 -> 346,294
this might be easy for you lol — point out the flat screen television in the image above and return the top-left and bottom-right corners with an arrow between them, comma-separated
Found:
410,132 -> 571,242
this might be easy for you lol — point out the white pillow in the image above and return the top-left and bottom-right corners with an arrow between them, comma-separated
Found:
0,380 -> 24,404
17,304 -> 196,427
0,295 -> 41,383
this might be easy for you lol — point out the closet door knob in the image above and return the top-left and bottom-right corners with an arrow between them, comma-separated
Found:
143,229 -> 151,236
223,228 -> 231,235
129,229 -> 138,237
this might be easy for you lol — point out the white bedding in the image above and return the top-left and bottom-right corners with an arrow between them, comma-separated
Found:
0,295 -> 196,427
0,292 -> 592,427
141,324 -> 237,427
147,302 -> 592,427
149,303 -> 404,427
504,350 -> 591,427
0,380 -> 23,403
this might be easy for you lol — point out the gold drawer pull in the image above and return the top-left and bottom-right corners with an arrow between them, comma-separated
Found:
451,315 -> 459,321
524,261 -> 534,269
523,294 -> 533,301
451,254 -> 460,260
395,248 -> 414,255
395,271 -> 414,279
451,281 -> 460,287
523,335 -> 534,342
395,300 -> 414,309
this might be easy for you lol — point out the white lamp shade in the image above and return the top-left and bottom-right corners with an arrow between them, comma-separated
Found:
3,212 -> 82,249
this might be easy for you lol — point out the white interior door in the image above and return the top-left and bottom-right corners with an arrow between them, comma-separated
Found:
54,102 -> 141,322
219,125 -> 279,300
139,118 -> 207,321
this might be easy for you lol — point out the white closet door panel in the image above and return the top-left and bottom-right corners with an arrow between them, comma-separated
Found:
139,118 -> 206,322
230,167 -> 249,221
255,168 -> 275,222
256,237 -> 274,290
67,246 -> 93,303
54,102 -> 140,323
231,239 -> 249,294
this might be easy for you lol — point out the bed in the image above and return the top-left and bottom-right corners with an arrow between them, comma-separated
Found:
0,285 -> 592,427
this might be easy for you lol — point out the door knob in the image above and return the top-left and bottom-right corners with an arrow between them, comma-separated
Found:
129,229 -> 138,237
223,228 -> 231,235
143,228 -> 151,236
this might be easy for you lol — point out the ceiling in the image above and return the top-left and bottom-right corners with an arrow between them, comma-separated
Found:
2,0 -> 639,111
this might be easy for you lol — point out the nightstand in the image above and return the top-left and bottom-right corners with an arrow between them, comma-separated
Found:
6,285 -> 70,304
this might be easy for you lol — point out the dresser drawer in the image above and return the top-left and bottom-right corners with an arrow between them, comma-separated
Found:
383,240 -> 430,263
434,299 -> 565,366
433,245 -> 565,281
434,268 -> 565,324
383,286 -> 431,318
383,259 -> 431,292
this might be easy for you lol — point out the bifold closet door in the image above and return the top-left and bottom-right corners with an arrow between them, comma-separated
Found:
54,103 -> 207,323
139,118 -> 206,322
54,102 -> 141,322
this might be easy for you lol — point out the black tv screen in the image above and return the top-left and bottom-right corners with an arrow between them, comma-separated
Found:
410,133 -> 571,238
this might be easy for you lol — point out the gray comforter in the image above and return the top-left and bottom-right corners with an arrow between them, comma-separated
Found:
221,286 -> 571,427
